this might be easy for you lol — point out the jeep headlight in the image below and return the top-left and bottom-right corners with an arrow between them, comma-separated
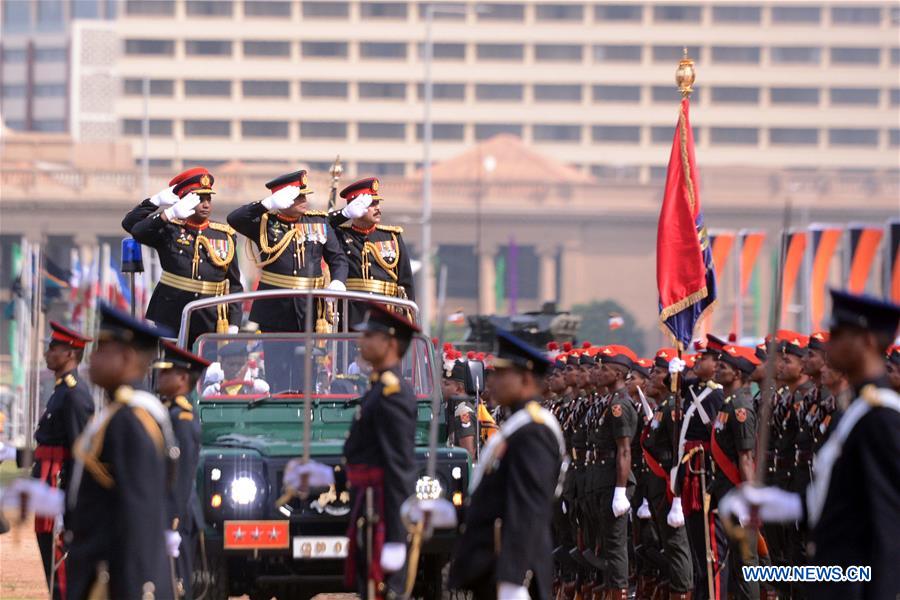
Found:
230,476 -> 259,505
416,476 -> 442,500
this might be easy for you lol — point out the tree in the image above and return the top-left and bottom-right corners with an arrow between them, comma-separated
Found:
570,299 -> 647,356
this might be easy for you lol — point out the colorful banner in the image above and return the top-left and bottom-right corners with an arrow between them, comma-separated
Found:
846,224 -> 883,295
888,219 -> 900,303
709,230 -> 736,275
780,230 -> 807,326
733,230 -> 766,337
808,225 -> 842,331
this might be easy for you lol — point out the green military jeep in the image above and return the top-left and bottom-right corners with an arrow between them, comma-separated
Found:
176,290 -> 470,600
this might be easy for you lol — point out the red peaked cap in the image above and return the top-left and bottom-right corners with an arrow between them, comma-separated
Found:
49,321 -> 92,349
169,167 -> 215,198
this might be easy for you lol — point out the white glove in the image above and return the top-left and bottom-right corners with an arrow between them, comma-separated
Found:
201,383 -> 220,397
719,484 -> 803,524
204,362 -> 224,385
612,486 -> 630,517
283,460 -> 335,489
667,496 -> 685,528
1,479 -> 64,517
164,192 -> 201,220
668,357 -> 686,375
226,325 -> 239,335
261,185 -> 300,211
401,497 -> 458,529
0,443 -> 16,462
150,185 -> 178,207
637,498 -> 652,520
497,582 -> 530,599
165,530 -> 182,558
381,542 -> 406,573
326,279 -> 346,292
251,379 -> 270,394
341,194 -> 373,220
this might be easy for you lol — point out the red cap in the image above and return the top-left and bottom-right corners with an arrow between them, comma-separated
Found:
581,341 -> 592,349
547,341 -> 559,351
683,354 -> 698,369
169,167 -> 215,198
466,351 -> 476,359
340,177 -> 382,202
562,342 -> 573,352
776,329 -> 809,348
808,331 -> 830,351
49,321 -> 91,349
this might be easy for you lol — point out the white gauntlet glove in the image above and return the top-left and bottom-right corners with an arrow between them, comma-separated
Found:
667,496 -> 685,528
150,185 -> 178,207
326,280 -> 346,292
719,484 -> 803,525
497,582 -> 530,599
164,193 -> 201,220
282,460 -> 335,489
612,486 -> 631,517
261,186 -> 300,211
1,479 -> 64,517
204,362 -> 224,385
637,498 -> 652,520
380,542 -> 406,573
165,530 -> 182,558
668,357 -> 686,375
341,194 -> 373,220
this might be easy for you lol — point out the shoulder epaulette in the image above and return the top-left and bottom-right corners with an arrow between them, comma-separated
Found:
178,412 -> 194,421
169,217 -> 186,226
376,224 -> 403,234
381,370 -> 401,396
339,222 -> 352,229
526,401 -> 545,424
707,381 -> 723,390
209,221 -> 236,235
175,396 -> 193,413
304,210 -> 328,217
64,374 -> 77,388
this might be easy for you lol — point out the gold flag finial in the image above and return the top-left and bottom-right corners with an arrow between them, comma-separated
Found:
676,48 -> 696,97
329,155 -> 343,182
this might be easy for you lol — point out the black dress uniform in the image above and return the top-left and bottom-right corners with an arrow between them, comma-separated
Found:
122,167 -> 242,347
340,304 -> 420,598
450,330 -> 565,600
18,322 -> 95,600
328,177 -> 415,326
66,304 -> 176,600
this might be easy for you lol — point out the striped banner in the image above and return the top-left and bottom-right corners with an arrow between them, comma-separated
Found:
846,224 -> 883,295
808,225 -> 843,331
733,231 -> 766,338
709,230 -> 736,275
888,219 -> 900,303
781,230 -> 807,326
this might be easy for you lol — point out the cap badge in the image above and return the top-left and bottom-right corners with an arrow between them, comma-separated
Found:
371,179 -> 379,192
200,174 -> 211,187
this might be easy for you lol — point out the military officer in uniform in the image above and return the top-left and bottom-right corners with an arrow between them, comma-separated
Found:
227,169 -> 348,391
123,167 -> 243,348
284,302 -> 420,598
449,330 -> 565,600
66,304 -> 177,600
442,357 -> 477,457
153,341 -> 209,599
0,322 -> 94,600
721,289 -> 900,600
328,177 -> 416,325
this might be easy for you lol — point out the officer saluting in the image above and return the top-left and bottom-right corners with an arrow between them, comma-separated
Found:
449,330 -> 566,600
123,167 -> 243,347
0,322 -> 94,600
721,290 -> 900,600
153,341 -> 209,599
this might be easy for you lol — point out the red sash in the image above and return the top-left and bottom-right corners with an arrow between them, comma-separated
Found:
34,445 -> 69,534
710,430 -> 742,487
640,424 -> 674,502
344,465 -> 386,596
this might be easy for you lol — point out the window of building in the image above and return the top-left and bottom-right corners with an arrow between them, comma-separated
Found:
359,82 -> 407,100
415,123 -> 465,141
3,0 -> 31,32
33,120 -> 65,132
357,161 -> 405,176
184,119 -> 231,137
243,1 -> 292,17
35,47 -> 67,62
652,85 -> 701,103
141,158 -> 173,169
592,85 -> 641,102
891,48 -> 899,64
302,2 -> 349,17
123,78 -> 174,96
4,120 -> 27,130
769,128 -> 819,145
889,129 -> 900,147
477,3 -> 524,21
592,125 -> 641,143
770,87 -> 820,104
828,128 -> 878,146
241,120 -> 289,138
243,40 -> 291,57
770,46 -> 821,64
299,121 -> 347,138
185,40 -> 232,56
891,88 -> 900,105
242,80 -> 290,97
37,0 -> 64,30
711,86 -> 759,104
186,1 -> 232,15
830,88 -> 880,106
476,44 -> 524,61
2,84 -> 26,98
475,123 -> 522,139
360,42 -> 407,60
417,2 -> 466,20
475,84 -> 524,101
711,45 -> 760,64
124,39 -> 175,55
184,80 -> 231,97
33,84 -> 66,97
361,2 -> 407,18
125,1 -> 176,15
651,126 -> 674,143
300,80 -> 348,97
358,122 -> 406,139
653,45 -> 701,62
533,124 -> 582,143
536,3 -> 583,21
72,0 -> 100,17
590,164 -> 642,182
497,245 -> 538,300
771,6 -> 820,23
653,5 -> 702,22
593,44 -> 642,62
437,245 -> 478,298
595,4 -> 642,20
417,42 -> 467,60
535,44 -> 583,62
534,84 -> 583,102
122,119 -> 173,136
3,48 -> 27,62
712,5 -> 761,23
302,41 -> 349,58
831,6 -> 881,24
416,83 -> 466,100
710,127 -> 759,145
830,47 -> 881,64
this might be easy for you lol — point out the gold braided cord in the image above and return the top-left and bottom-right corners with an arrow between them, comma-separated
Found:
362,233 -> 400,281
194,234 -> 235,269
251,212 -> 299,268
679,102 -> 697,214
